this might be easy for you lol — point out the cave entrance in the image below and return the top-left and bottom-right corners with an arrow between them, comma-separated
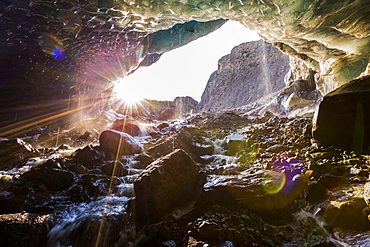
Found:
112,21 -> 260,105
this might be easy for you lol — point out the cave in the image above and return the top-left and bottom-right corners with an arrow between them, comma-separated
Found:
1,0 -> 370,246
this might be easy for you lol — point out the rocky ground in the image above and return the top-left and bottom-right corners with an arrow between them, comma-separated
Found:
0,109 -> 370,247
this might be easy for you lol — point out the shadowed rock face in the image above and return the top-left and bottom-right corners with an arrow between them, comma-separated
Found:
1,0 -> 370,134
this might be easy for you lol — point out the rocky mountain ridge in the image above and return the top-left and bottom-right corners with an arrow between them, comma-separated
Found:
196,40 -> 289,113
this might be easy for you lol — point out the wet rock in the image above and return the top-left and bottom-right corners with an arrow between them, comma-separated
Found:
147,139 -> 174,159
224,134 -> 249,156
100,161 -> 128,177
17,167 -> 74,192
0,138 -> 38,170
0,190 -> 53,214
72,145 -> 105,168
365,182 -> 370,205
134,149 -> 200,227
323,198 -> 370,230
196,168 -> 308,223
0,212 -> 50,247
313,76 -> 370,154
133,153 -> 154,169
111,117 -> 142,136
156,122 -> 169,130
66,163 -> 90,174
99,130 -> 143,156
174,126 -> 214,162
306,181 -> 328,203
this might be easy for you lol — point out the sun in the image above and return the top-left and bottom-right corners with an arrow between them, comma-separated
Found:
113,77 -> 145,107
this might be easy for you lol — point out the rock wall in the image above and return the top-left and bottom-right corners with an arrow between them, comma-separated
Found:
196,40 -> 290,113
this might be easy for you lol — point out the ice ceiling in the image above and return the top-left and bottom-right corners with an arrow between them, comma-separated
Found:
1,0 -> 370,130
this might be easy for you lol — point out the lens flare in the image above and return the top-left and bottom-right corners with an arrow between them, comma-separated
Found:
38,33 -> 65,60
263,169 -> 286,194
264,154 -> 305,195
136,44 -> 145,64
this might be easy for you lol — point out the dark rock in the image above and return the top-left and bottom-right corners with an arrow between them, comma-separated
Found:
134,149 -> 200,227
66,163 -> 90,174
0,191 -> 53,214
195,168 -> 309,223
322,198 -> 370,230
133,153 -> 154,169
156,122 -> 170,130
72,145 -> 105,168
147,140 -> 174,159
313,75 -> 370,154
99,130 -> 143,156
148,126 -> 214,162
0,138 -> 38,170
100,161 -> 128,177
174,126 -> 214,162
18,167 -> 74,192
0,213 -> 50,247
306,181 -> 328,203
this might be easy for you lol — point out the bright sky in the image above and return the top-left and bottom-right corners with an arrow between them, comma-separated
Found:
113,21 -> 260,102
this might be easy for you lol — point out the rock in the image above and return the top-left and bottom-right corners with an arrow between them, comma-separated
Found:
323,198 -> 370,230
224,134 -> 248,156
147,139 -> 174,159
173,126 -> 214,162
17,167 -> 74,192
100,161 -> 128,177
313,76 -> 370,154
72,145 -> 105,168
173,96 -> 198,118
156,122 -> 170,130
365,182 -> 370,205
282,93 -> 315,111
196,40 -> 290,113
0,212 -> 50,247
99,130 -> 143,156
134,149 -> 200,227
0,138 -> 38,170
133,153 -> 154,169
111,117 -> 142,136
159,107 -> 176,121
147,126 -> 214,162
196,166 -> 308,223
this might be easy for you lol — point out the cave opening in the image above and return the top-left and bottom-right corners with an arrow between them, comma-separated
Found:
1,1 -> 370,246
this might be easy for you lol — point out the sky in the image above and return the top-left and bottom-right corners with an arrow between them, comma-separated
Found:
113,21 -> 260,103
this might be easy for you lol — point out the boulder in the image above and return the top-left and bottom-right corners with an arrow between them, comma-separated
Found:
17,167 -> 74,192
313,76 -> 370,154
99,130 -> 143,156
100,161 -> 128,177
147,126 -> 214,162
174,126 -> 214,162
0,213 -> 50,247
322,198 -> 370,230
134,149 -> 200,227
195,165 -> 308,223
72,145 -> 105,168
111,118 -> 142,136
0,138 -> 38,170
